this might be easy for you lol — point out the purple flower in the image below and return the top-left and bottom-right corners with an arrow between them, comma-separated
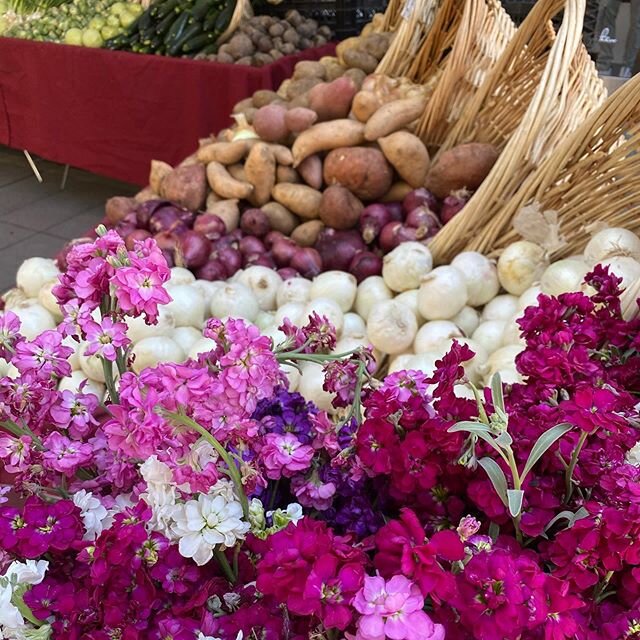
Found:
43,432 -> 93,475
84,317 -> 130,361
260,433 -> 314,479
50,388 -> 100,438
112,265 -> 171,324
0,310 -> 21,359
13,329 -> 73,379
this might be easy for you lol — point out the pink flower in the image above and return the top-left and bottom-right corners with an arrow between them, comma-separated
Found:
353,574 -> 445,640
261,433 -> 314,479
50,388 -> 100,438
0,311 -> 21,359
83,317 -> 130,361
112,265 -> 171,323
0,435 -> 31,473
13,330 -> 73,379
291,473 -> 336,510
42,432 -> 93,476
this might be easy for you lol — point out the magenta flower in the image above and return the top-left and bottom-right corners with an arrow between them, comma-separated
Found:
50,388 -> 100,438
0,310 -> 21,359
42,432 -> 93,476
353,574 -> 445,640
13,329 -> 73,379
260,433 -> 314,479
112,265 -> 171,323
84,316 -> 130,361
291,473 -> 336,511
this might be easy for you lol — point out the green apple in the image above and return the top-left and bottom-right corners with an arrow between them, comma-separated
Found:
81,28 -> 103,47
64,27 -> 83,45
119,11 -> 137,28
106,14 -> 120,26
110,2 -> 126,16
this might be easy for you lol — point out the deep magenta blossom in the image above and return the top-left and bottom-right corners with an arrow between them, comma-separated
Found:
13,329 -> 73,379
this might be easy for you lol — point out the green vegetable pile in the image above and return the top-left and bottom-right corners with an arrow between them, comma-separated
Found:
105,0 -> 234,56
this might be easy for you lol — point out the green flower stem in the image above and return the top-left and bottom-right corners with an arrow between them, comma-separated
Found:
1,420 -> 44,450
565,430 -> 588,503
101,357 -> 120,404
213,548 -> 237,584
275,349 -> 359,363
166,411 -> 249,520
505,447 -> 523,544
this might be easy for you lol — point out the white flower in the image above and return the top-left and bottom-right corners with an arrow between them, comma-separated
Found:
140,457 -> 179,539
208,478 -> 238,502
0,580 -> 23,635
4,560 -> 48,586
267,502 -> 304,528
197,632 -> 243,640
172,492 -> 249,566
626,441 -> 640,467
72,491 -> 108,541
140,456 -> 174,486
101,494 -> 134,531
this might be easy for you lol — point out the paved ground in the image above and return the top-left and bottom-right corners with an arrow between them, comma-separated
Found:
0,146 -> 137,293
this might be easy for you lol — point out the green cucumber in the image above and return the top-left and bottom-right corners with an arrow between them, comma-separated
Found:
155,11 -> 177,36
155,0 -> 180,17
168,21 -> 202,55
164,10 -> 189,45
214,0 -> 233,32
191,0 -> 212,21
181,31 -> 215,52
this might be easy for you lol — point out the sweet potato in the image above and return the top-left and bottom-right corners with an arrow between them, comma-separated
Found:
297,155 -> 323,190
149,160 -> 173,195
292,120 -> 366,167
284,107 -> 318,133
272,183 -> 322,219
425,142 -> 499,198
267,144 -> 294,166
106,197 -> 136,224
206,192 -> 222,208
378,132 -> 430,188
253,104 -> 289,143
323,147 -> 393,201
277,166 -> 301,183
364,96 -> 427,141
244,143 -> 276,207
351,91 -> 382,122
197,140 -> 252,165
381,182 -> 414,202
206,162 -> 254,200
162,164 -> 207,211
319,185 -> 364,230
135,186 -> 157,203
308,77 -> 358,122
208,199 -> 240,232
227,163 -> 247,182
291,219 -> 324,246
263,202 -> 299,234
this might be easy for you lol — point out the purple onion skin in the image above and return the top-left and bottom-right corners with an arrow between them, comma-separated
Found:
193,213 -> 226,240
271,238 -> 297,267
214,246 -> 242,277
441,193 -> 470,224
291,247 -> 322,278
379,222 -> 419,252
241,209 -> 271,238
124,229 -> 152,251
149,207 -> 189,234
161,249 -> 175,268
135,199 -> 171,227
195,259 -> 227,281
315,229 -> 366,272
405,206 -> 442,238
349,251 -> 383,282
277,267 -> 299,280
176,231 -> 211,269
239,236 -> 267,257
264,230 -> 286,249
359,204 -> 392,244
244,254 -> 276,269
403,189 -> 439,216
385,201 -> 404,222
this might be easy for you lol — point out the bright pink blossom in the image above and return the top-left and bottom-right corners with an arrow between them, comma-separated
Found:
260,433 -> 314,479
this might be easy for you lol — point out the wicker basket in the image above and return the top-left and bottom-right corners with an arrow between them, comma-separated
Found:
414,0 -> 517,151
427,0 -> 607,264
217,0 -> 254,44
483,73 -> 640,259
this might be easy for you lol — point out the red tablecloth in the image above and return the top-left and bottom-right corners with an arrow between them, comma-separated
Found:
0,38 -> 335,185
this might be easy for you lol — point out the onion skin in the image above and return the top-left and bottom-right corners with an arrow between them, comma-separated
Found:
405,206 -> 441,238
272,238 -> 298,267
245,254 -> 276,269
349,251 -> 383,282
161,249 -> 175,268
379,222 -> 422,252
403,188 -> 438,216
291,248 -> 323,278
106,196 -> 136,224
239,236 -> 267,257
195,259 -> 228,281
154,231 -> 179,252
175,231 -> 211,269
135,199 -> 170,228
214,246 -> 242,277
277,267 -> 299,280
315,229 -> 366,272
360,204 -> 392,244
386,202 -> 404,222
264,230 -> 286,249
241,209 -> 271,238
124,229 -> 152,251
149,207 -> 189,235
193,213 -> 226,240
440,191 -> 470,224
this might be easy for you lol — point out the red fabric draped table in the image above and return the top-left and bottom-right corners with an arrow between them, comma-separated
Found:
0,37 -> 335,185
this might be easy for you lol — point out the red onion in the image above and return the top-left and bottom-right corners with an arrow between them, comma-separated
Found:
195,259 -> 227,281
161,249 -> 175,268
154,231 -> 179,252
385,201 -> 404,222
212,235 -> 239,252
215,246 -> 242,277
441,190 -> 470,224
124,229 -> 152,251
290,247 -> 322,278
115,220 -> 138,239
359,204 -> 392,244
349,251 -> 383,282
245,254 -> 276,269
193,213 -> 226,240
315,229 -> 366,271
405,205 -> 442,239
403,188 -> 439,216
241,209 -> 271,237
264,230 -> 286,249
277,267 -> 299,280
175,231 -> 211,269
379,222 -> 422,252
55,237 -> 93,271
239,236 -> 266,257
271,238 -> 298,267
176,208 -> 195,227
149,208 -> 189,235
135,199 -> 170,228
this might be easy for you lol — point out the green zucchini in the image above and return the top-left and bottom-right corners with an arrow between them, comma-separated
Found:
168,21 -> 202,55
181,31 -> 215,52
164,10 -> 189,45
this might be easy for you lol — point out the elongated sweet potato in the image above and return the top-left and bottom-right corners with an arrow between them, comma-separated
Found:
197,140 -> 252,165
292,120 -> 366,167
378,131 -> 430,188
381,181 -> 413,202
263,202 -> 299,234
276,166 -> 301,183
364,96 -> 427,141
206,162 -> 254,200
208,199 -> 240,232
297,155 -> 323,190
244,143 -> 276,207
272,183 -> 322,219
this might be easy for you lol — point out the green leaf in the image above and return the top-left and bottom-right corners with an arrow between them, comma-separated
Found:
478,457 -> 508,507
507,489 -> 524,517
544,507 -> 590,533
448,421 -> 491,434
521,422 -> 573,480
488,522 -> 500,541
491,372 -> 504,412
495,430 -> 513,448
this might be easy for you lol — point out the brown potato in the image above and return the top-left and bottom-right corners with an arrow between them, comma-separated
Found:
342,49 -> 378,74
284,107 -> 318,133
149,160 -> 173,195
162,164 -> 207,211
291,219 -> 324,246
262,201 -> 299,234
253,104 -> 289,143
381,181 -> 413,202
308,76 -> 358,121
252,90 -> 280,108
277,166 -> 301,183
319,185 -> 364,230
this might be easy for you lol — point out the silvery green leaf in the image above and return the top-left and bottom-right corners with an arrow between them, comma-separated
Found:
491,373 -> 504,412
448,421 -> 491,434
478,457 -> 508,506
507,489 -> 524,517
544,507 -> 590,533
495,431 -> 513,448
522,422 -> 573,480
488,522 -> 500,541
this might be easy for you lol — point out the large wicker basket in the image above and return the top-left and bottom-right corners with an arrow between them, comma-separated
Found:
427,0 -> 607,263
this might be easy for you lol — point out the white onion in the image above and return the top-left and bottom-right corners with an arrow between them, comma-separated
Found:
167,267 -> 196,287
452,306 -> 480,336
451,252 -> 500,306
382,242 -> 433,292
172,327 -> 202,354
355,276 -> 393,321
58,371 -> 105,398
367,300 -> 417,355
418,266 -> 468,320
540,259 -> 589,297
472,320 -> 507,354
276,277 -> 312,307
497,241 -> 548,295
502,313 -> 525,347
414,321 -> 463,354
280,363 -> 300,392
188,337 -> 218,359
62,335 -> 80,371
518,286 -> 543,310
262,325 -> 287,348
388,353 -> 415,374
454,383 -> 475,400
298,362 -> 335,413
2,288 -> 28,310
210,282 -> 259,322
17,257 -> 60,298
405,352 -> 439,376
303,298 -> 344,335
481,295 -> 519,322
13,302 -> 56,340
126,305 -> 175,344
584,227 -> 640,264
238,266 -> 282,311
486,367 -> 523,386
131,337 -> 185,373
598,256 -> 640,290
165,284 -> 206,328
394,290 -> 423,325
192,279 -> 224,299
342,312 -> 366,337
310,271 -> 357,312
483,345 -> 523,381
274,302 -> 306,328
38,279 -> 63,321
254,311 -> 275,330
78,342 -> 106,383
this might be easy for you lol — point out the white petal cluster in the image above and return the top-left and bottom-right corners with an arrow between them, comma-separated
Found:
72,490 -> 109,541
140,456 -> 179,540
626,441 -> 640,467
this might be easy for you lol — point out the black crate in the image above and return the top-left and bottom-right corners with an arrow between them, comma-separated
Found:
255,0 -> 389,38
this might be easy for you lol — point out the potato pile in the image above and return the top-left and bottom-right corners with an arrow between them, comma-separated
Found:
195,10 -> 332,66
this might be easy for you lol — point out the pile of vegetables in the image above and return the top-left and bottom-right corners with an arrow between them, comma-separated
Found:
196,10 -> 332,65
12,226 -> 640,411
2,0 -> 143,44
